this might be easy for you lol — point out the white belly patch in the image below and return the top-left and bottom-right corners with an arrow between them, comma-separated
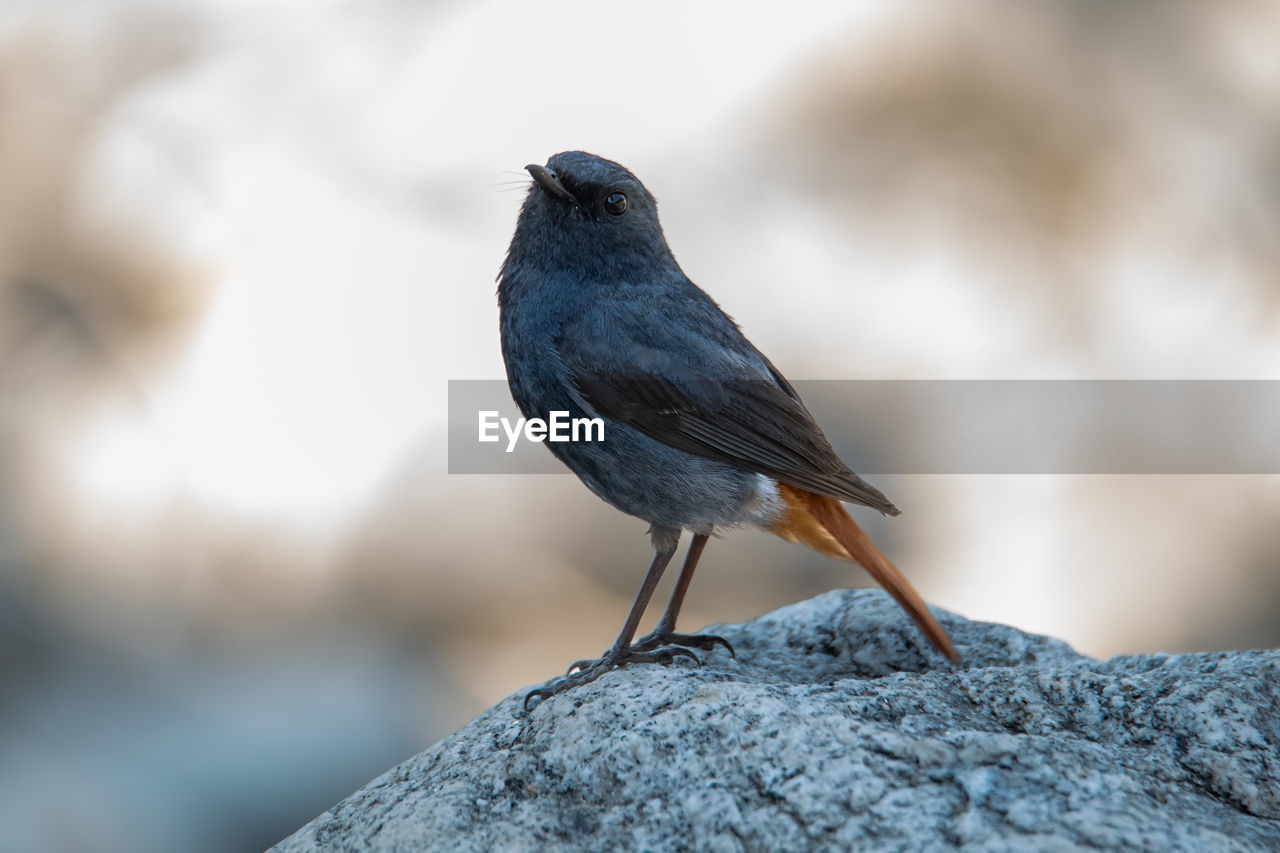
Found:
741,474 -> 784,528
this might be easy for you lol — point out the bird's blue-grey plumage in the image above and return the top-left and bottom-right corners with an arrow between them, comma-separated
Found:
498,151 -> 895,546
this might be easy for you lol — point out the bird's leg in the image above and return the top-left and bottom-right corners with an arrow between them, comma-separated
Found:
524,539 -> 698,709
630,532 -> 734,657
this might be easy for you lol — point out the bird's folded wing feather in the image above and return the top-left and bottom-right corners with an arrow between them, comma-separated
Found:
556,319 -> 899,516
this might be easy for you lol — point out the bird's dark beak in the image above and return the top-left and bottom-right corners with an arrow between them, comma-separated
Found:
525,164 -> 575,203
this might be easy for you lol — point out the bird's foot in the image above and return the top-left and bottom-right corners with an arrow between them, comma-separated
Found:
630,627 -> 735,658
523,645 -> 700,710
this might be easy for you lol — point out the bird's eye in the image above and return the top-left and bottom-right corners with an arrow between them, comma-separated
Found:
604,192 -> 628,215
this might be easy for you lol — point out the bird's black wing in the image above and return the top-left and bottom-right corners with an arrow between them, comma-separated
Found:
561,351 -> 900,516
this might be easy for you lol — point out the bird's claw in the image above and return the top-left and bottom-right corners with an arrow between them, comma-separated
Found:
565,657 -> 596,676
525,645 -> 702,710
631,629 -> 736,659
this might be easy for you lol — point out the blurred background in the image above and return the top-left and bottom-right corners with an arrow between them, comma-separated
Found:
2,1 -> 1278,850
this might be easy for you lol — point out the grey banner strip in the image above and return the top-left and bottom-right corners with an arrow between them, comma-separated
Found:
448,380 -> 1280,475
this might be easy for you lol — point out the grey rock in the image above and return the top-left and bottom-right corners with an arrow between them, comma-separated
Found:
272,589 -> 1280,852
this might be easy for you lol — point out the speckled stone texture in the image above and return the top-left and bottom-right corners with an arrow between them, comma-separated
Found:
272,589 -> 1280,852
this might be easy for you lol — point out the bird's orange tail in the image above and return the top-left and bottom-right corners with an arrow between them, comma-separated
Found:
766,483 -> 957,661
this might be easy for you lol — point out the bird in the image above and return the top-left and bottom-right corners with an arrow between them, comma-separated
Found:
498,151 -> 956,707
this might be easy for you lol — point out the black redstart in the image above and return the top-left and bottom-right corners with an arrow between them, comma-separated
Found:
499,151 -> 955,706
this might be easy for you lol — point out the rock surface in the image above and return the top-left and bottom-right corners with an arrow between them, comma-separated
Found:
272,590 -> 1280,852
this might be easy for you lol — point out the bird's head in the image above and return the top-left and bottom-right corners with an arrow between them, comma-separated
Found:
502,151 -> 677,285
